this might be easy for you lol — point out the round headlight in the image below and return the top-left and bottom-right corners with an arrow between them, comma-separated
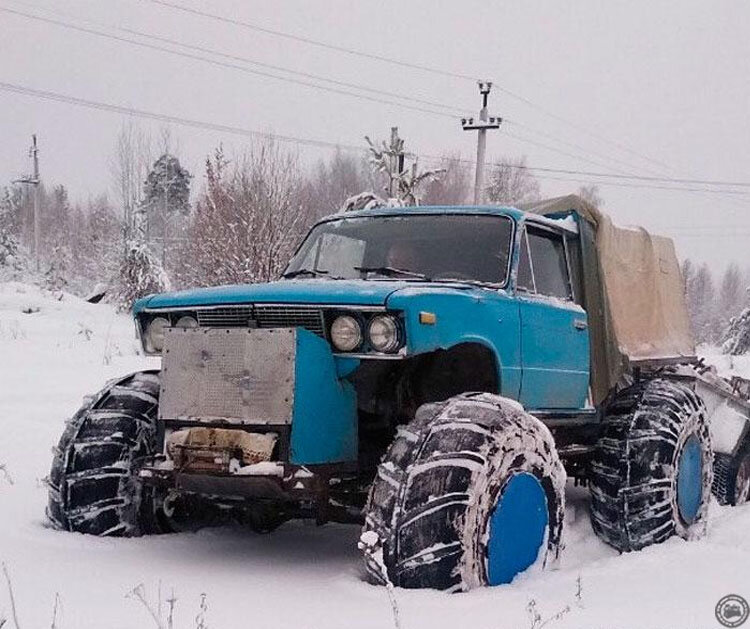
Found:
367,314 -> 401,353
175,315 -> 199,329
146,316 -> 170,352
330,315 -> 362,352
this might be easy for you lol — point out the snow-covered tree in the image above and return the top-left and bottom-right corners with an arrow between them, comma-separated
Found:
685,261 -> 721,344
485,157 -> 540,205
722,308 -> 750,355
719,263 -> 745,323
113,241 -> 170,311
142,153 -> 191,266
0,187 -> 20,267
363,128 -> 444,206
177,140 -> 308,287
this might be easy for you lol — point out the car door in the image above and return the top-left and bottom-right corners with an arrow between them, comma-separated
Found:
516,223 -> 590,410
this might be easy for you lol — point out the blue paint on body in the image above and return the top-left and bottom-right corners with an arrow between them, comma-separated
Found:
387,286 -> 523,400
137,279 -> 403,311
518,296 -> 590,409
487,472 -> 548,585
134,205 -> 594,465
677,435 -> 703,524
290,329 -> 358,464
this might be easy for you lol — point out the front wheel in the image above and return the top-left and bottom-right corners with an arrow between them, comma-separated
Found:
47,371 -> 167,536
362,392 -> 566,591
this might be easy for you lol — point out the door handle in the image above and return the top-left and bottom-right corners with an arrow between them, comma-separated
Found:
573,319 -> 588,330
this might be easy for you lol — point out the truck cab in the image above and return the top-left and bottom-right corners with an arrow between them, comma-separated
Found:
132,206 -> 592,472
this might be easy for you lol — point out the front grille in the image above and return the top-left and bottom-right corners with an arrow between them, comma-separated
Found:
195,305 -> 326,338
255,305 -> 326,337
197,306 -> 253,327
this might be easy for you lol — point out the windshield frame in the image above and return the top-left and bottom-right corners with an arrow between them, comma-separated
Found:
284,211 -> 517,289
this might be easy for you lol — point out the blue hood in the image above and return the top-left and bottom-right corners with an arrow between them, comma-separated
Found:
136,279 -> 409,312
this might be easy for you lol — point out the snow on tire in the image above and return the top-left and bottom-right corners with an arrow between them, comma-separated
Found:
46,371 -> 164,536
361,392 -> 566,591
589,378 -> 713,552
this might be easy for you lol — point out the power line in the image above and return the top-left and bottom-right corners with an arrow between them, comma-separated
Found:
0,80 -> 367,151
146,0 -> 675,174
0,5 -> 458,120
418,153 -> 750,189
2,79 -> 748,198
6,3 -> 685,179
1,2 -> 470,117
147,0 -> 479,82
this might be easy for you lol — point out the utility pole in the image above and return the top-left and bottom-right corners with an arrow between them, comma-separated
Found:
462,82 -> 501,204
14,135 -> 41,270
387,127 -> 405,199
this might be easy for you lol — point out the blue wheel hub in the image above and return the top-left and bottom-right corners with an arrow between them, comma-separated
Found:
486,472 -> 548,585
677,434 -> 703,525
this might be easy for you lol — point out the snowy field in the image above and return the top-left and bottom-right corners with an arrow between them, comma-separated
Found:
1,282 -> 749,629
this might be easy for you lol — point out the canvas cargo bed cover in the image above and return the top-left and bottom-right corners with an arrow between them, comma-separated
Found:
520,195 -> 695,404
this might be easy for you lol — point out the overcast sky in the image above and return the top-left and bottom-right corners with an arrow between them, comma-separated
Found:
1,0 -> 749,268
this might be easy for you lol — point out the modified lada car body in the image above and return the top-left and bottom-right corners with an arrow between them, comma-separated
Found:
47,195 -> 750,590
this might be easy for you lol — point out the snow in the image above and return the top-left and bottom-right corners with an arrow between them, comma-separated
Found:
235,461 -> 284,477
2,283 -> 750,628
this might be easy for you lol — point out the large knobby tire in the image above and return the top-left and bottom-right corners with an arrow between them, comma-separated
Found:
589,378 -> 713,552
47,371 -> 165,536
713,437 -> 750,507
362,392 -> 566,591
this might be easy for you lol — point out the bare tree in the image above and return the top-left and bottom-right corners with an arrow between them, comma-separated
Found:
421,153 -> 471,205
178,140 -> 308,287
485,157 -> 540,205
305,149 -> 370,219
110,121 -> 152,240
719,263 -> 744,321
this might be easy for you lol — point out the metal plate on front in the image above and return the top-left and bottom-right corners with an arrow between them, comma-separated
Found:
159,327 -> 296,424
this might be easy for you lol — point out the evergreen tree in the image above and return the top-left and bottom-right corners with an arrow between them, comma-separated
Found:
114,242 -> 171,311
0,187 -> 20,267
142,153 -> 191,265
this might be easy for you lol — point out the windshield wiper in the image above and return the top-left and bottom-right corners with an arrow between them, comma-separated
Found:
282,268 -> 331,279
432,277 -> 499,289
355,266 -> 430,280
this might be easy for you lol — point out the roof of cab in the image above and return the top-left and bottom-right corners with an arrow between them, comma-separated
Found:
318,204 -> 527,223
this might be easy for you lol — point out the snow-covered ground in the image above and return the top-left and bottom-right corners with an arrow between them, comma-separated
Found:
1,282 -> 749,629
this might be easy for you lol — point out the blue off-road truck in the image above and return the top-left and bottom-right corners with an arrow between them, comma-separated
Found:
47,195 -> 750,590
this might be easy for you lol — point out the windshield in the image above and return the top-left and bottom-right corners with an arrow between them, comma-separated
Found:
284,213 -> 513,285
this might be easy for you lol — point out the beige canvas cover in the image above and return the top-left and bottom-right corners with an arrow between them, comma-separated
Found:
520,195 -> 695,401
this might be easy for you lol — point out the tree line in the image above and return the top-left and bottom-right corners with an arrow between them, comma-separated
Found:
0,124 -> 546,303
2,122 -> 746,353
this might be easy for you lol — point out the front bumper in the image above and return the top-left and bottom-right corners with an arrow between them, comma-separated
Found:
138,457 -> 362,523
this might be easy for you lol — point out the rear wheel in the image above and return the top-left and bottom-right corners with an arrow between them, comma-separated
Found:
714,439 -> 750,506
362,392 -> 566,591
589,378 -> 713,552
47,371 -> 167,536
